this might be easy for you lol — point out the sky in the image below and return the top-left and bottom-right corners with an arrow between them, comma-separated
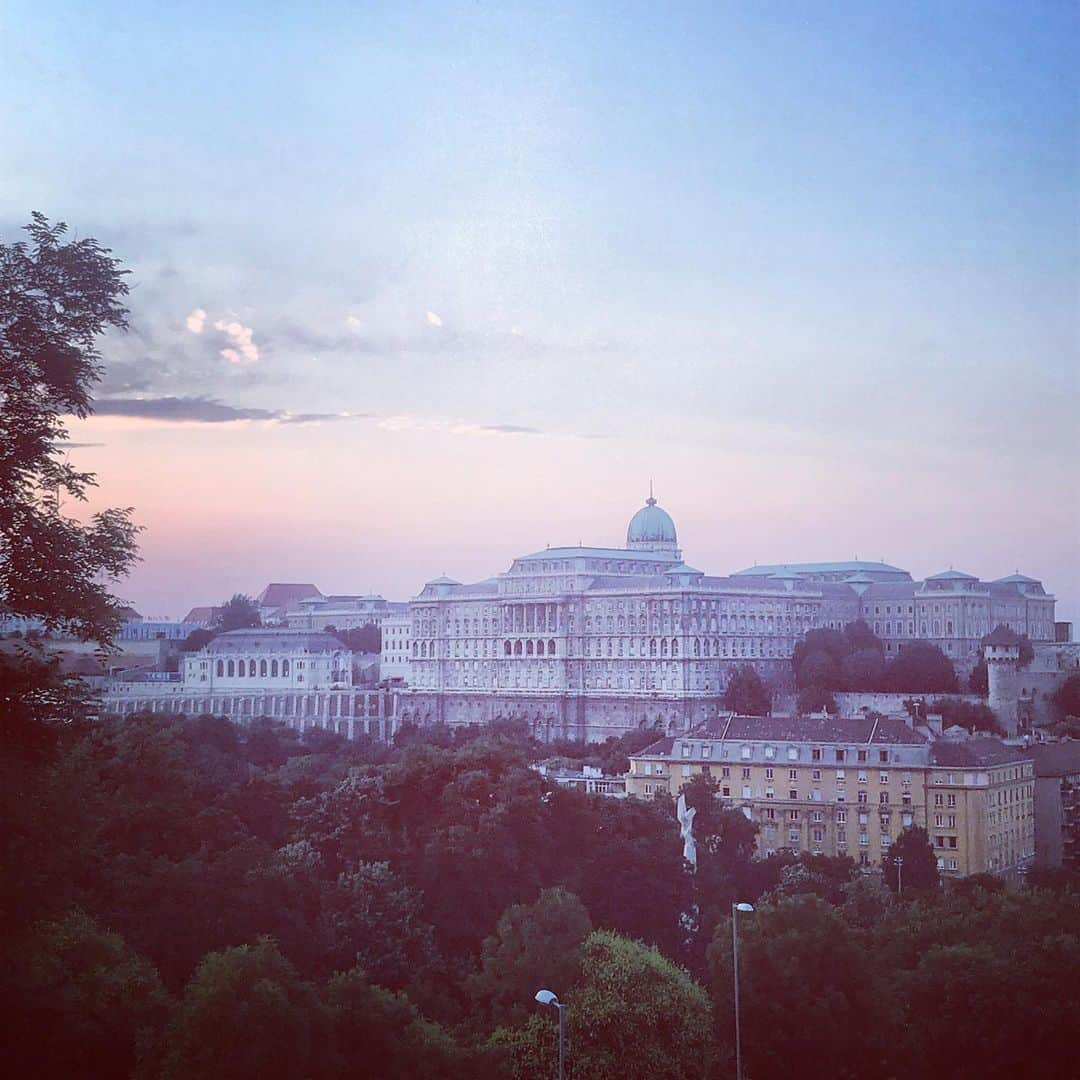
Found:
2,2 -> 1077,621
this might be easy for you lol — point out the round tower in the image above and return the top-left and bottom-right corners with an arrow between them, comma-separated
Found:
984,625 -> 1022,737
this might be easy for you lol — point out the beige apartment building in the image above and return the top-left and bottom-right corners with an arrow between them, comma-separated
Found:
626,715 -> 1034,878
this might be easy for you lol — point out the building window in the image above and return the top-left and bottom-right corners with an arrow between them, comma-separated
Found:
216,660 -> 224,676
742,767 -> 751,780
227,660 -> 235,676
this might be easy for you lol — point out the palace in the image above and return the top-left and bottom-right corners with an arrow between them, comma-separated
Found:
385,495 -> 1058,742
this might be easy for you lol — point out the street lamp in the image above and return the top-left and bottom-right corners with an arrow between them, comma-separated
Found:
732,902 -> 754,1080
535,989 -> 566,1080
895,855 -> 904,897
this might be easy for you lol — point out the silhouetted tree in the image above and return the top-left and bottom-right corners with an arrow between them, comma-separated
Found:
722,664 -> 772,715
214,594 -> 261,632
882,826 -> 939,894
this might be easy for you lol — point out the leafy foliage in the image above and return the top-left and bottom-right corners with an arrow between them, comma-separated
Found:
722,663 -> 772,714
214,594 -> 261,632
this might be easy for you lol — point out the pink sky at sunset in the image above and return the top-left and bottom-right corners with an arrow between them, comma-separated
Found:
68,414 -> 1079,624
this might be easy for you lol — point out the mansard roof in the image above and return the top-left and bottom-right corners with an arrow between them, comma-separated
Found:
516,546 -> 677,563
631,714 -> 927,758
203,629 -> 345,653
861,581 -> 918,599
928,738 -> 1031,768
732,561 -> 911,580
256,583 -> 322,607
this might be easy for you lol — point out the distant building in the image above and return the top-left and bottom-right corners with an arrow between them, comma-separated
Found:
117,618 -> 201,641
1031,742 -> 1080,869
181,606 -> 222,627
626,715 -> 1034,879
386,494 -> 1059,742
181,628 -> 353,691
380,611 -> 412,681
255,583 -> 323,625
533,760 -> 627,797
286,593 -> 406,632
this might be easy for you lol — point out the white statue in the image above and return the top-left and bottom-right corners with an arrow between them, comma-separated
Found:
676,793 -> 697,870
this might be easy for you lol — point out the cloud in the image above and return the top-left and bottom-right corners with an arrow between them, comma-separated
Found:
213,319 -> 259,364
91,396 -> 371,425
425,310 -> 443,328
185,308 -> 207,333
345,315 -> 363,331
377,414 -> 544,437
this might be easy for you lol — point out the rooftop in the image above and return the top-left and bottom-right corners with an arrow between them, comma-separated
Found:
201,629 -> 346,654
631,714 -> 927,757
928,738 -> 1032,768
732,561 -> 911,580
1030,741 -> 1080,777
256,583 -> 322,607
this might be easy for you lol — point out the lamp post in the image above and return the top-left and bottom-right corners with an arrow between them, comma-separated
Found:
535,989 -> 565,1080
895,855 -> 904,897
732,902 -> 754,1080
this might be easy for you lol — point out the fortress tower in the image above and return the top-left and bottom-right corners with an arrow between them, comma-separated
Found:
984,624 -> 1022,737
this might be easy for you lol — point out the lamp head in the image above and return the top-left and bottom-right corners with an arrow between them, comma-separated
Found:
535,989 -> 559,1006
734,902 -> 754,913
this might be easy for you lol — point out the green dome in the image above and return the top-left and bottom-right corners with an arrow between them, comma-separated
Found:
627,497 -> 677,545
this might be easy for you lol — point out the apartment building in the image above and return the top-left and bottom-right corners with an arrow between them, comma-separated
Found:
626,715 -> 1034,878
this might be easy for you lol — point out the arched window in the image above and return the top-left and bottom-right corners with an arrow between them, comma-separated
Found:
526,640 -> 534,656
271,659 -> 278,676
650,638 -> 657,657
260,660 -> 267,677
504,641 -> 512,656
536,640 -> 545,656
671,638 -> 679,657
661,639 -> 669,657
249,659 -> 257,676
694,638 -> 701,657
227,660 -> 235,677
514,640 -> 523,656
282,659 -> 290,676
216,660 -> 224,676
548,639 -> 556,655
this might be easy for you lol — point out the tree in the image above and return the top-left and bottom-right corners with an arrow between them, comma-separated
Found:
160,939 -> 334,1080
708,896 -> 894,1080
490,931 -> 713,1080
469,887 -> 592,1028
882,642 -> 958,693
180,627 -> 216,652
324,968 -> 476,1079
334,623 -> 381,653
1,213 -> 140,647
214,594 -> 261,632
969,656 -> 989,695
796,650 -> 840,691
1052,674 -> 1080,720
796,684 -> 837,715
928,698 -> 1003,736
839,648 -> 886,691
722,664 -> 772,715
0,908 -> 172,1080
882,826 -> 939,895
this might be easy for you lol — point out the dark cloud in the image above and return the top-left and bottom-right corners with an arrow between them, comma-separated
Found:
90,396 -> 372,426
479,424 -> 543,435
93,397 -> 280,423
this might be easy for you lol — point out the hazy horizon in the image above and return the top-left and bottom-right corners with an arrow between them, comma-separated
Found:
4,1 -> 1077,623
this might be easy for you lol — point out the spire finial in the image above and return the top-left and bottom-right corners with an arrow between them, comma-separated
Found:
647,478 -> 656,506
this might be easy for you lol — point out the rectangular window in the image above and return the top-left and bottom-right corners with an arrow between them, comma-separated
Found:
835,749 -> 846,763
789,828 -> 800,843
812,769 -> 822,781
858,770 -> 868,783
722,766 -> 730,778
682,765 -> 691,777
858,750 -> 868,763
879,750 -> 889,764
722,786 -> 731,797
947,794 -> 957,808
812,748 -> 822,762
789,768 -> 798,781
742,786 -> 751,799
789,789 -> 798,800
742,767 -> 751,780
765,786 -> 775,799
741,746 -> 752,760
879,772 -> 889,784
765,767 -> 774,780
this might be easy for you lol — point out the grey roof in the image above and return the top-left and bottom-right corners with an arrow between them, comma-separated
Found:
732,561 -> 911,578
993,573 -> 1041,585
516,546 -> 678,564
203,629 -> 345,653
861,582 -> 918,600
1031,742 -> 1080,777
452,579 -> 500,596
928,738 -> 1031,768
425,575 -> 461,585
665,563 -> 704,576
631,714 -> 926,758
256,583 -> 322,607
926,569 -> 978,581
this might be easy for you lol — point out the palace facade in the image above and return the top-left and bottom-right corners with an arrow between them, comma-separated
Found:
386,496 -> 1057,741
